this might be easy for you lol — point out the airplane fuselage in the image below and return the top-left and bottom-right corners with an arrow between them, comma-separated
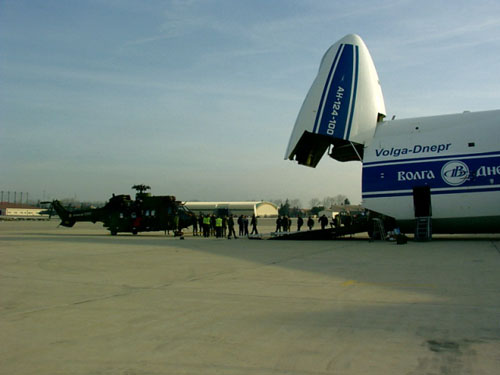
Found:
362,110 -> 500,233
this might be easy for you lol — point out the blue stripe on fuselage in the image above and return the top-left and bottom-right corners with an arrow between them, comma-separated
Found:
312,45 -> 343,134
344,45 -> 359,140
362,154 -> 500,195
316,44 -> 355,139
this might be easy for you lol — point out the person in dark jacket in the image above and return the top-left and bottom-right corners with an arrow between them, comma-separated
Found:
319,214 -> 329,230
275,216 -> 282,232
307,216 -> 314,230
238,215 -> 244,236
282,216 -> 288,232
250,214 -> 258,235
243,216 -> 249,236
297,216 -> 303,231
227,215 -> 237,239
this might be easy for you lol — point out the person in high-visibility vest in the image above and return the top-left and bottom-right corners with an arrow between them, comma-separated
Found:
215,216 -> 223,238
203,215 -> 211,237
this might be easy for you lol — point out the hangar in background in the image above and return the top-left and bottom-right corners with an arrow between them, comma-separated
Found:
0,202 -> 45,217
184,201 -> 278,217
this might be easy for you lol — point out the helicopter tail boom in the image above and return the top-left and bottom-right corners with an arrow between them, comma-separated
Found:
51,200 -> 76,227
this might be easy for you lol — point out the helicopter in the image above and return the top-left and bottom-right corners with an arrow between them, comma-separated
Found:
45,185 -> 196,236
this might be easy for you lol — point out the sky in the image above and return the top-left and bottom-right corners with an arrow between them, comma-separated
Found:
1,0 -> 500,206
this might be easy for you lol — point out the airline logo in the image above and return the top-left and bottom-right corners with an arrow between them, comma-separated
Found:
441,161 -> 469,186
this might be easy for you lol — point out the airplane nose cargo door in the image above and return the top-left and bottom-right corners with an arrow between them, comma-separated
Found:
285,34 -> 385,167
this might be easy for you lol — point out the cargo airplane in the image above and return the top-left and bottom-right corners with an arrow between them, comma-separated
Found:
285,34 -> 500,235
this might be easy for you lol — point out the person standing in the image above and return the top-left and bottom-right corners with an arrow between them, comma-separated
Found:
297,216 -> 304,231
198,214 -> 203,236
210,215 -> 216,236
203,214 -> 211,237
243,216 -> 249,236
307,216 -> 314,230
238,215 -> 244,236
215,216 -> 223,238
282,216 -> 288,232
192,214 -> 198,236
222,216 -> 227,237
227,215 -> 237,239
275,216 -> 282,232
319,214 -> 329,230
250,214 -> 258,235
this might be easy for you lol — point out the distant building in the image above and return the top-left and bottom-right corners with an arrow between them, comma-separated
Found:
0,203 -> 46,217
183,201 -> 278,217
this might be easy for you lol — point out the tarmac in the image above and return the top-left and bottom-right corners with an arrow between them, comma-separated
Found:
1,219 -> 500,375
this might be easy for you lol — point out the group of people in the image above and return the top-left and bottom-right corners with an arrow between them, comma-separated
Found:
275,216 -> 294,232
190,212 -> 344,239
275,215 -> 329,232
191,213 -> 258,239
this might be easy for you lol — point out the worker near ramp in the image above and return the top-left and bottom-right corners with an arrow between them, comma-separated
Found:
297,216 -> 304,231
319,214 -> 329,230
307,216 -> 314,230
275,216 -> 282,232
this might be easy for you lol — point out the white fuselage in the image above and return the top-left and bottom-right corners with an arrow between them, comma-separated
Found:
362,110 -> 500,232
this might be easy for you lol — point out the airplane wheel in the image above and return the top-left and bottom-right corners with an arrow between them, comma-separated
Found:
132,228 -> 138,235
110,230 -> 117,236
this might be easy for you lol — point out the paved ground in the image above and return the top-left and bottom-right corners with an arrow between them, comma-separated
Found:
1,220 -> 500,374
